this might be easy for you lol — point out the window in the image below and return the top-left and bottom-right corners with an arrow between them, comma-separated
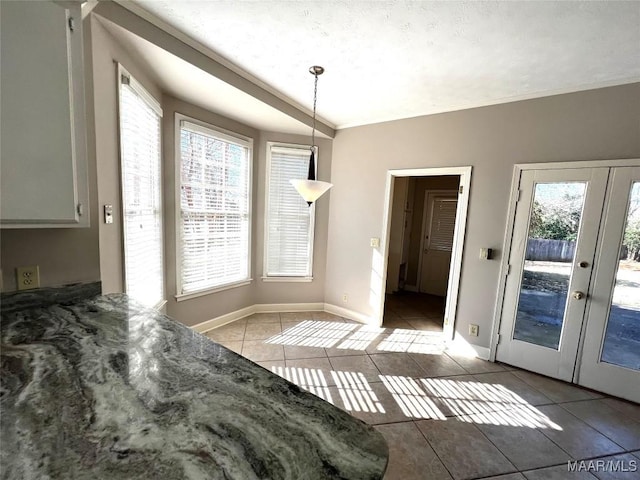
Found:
118,67 -> 164,308
264,143 -> 316,279
177,117 -> 252,296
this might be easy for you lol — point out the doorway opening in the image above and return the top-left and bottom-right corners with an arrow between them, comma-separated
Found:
378,167 -> 472,341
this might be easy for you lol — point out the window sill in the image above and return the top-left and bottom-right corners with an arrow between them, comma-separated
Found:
175,279 -> 253,302
261,276 -> 313,283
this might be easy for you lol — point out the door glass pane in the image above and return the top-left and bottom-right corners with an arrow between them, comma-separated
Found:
513,182 -> 587,349
601,182 -> 640,370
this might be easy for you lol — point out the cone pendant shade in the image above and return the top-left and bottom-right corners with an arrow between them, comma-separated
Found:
290,148 -> 332,205
290,179 -> 333,205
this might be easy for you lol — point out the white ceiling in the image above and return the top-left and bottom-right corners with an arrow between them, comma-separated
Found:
117,0 -> 639,131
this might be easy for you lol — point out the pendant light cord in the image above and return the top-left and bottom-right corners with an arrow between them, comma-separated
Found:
311,71 -> 318,151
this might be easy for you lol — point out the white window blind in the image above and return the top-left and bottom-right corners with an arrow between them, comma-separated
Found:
119,70 -> 164,308
178,120 -> 251,294
429,198 -> 458,251
265,144 -> 315,277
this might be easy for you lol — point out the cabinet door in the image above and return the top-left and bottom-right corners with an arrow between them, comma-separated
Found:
1,0 -> 88,227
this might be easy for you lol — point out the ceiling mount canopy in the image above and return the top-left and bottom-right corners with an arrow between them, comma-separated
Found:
290,65 -> 333,206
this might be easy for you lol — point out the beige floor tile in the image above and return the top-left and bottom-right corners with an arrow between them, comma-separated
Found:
205,321 -> 246,342
591,453 -> 640,480
446,352 -> 507,374
471,371 -> 554,406
370,352 -> 426,378
409,353 -> 468,377
329,355 -> 381,383
284,357 -> 336,386
601,398 -> 640,423
339,381 -> 414,425
375,422 -> 452,480
536,405 -> 625,459
561,400 -> 640,451
215,339 -> 243,355
471,413 -> 571,471
523,465 -> 598,479
245,312 -> 281,323
511,370 -> 601,403
244,322 -> 282,341
483,475 -> 527,480
241,340 -> 284,362
415,418 -> 516,480
283,344 -> 327,360
255,360 -> 286,374
279,311 -> 315,323
311,311 -> 345,322
325,344 -> 369,357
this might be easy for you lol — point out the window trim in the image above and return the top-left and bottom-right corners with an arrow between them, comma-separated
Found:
263,142 -> 316,281
117,64 -> 165,309
174,112 -> 253,299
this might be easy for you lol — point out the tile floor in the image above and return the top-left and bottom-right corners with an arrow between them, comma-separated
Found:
205,295 -> 640,480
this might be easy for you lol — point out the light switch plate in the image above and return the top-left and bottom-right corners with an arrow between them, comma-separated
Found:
370,237 -> 380,248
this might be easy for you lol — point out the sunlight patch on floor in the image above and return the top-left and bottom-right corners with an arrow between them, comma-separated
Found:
376,329 -> 446,354
420,378 -> 562,430
332,370 -> 385,414
380,375 -> 447,420
271,366 -> 334,404
266,320 -> 358,348
336,325 -> 385,350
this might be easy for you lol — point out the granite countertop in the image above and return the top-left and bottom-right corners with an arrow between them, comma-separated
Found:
0,291 -> 388,479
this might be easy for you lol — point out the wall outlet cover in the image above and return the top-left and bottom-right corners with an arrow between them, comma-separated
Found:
16,265 -> 40,291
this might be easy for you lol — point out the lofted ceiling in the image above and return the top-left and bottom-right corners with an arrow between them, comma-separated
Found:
108,0 -> 639,132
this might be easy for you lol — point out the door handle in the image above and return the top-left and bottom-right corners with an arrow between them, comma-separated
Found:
572,291 -> 586,300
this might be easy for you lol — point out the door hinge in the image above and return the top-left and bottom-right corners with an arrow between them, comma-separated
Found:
459,185 -> 464,194
506,264 -> 512,276
515,189 -> 523,203
68,17 -> 75,32
77,203 -> 83,216
495,333 -> 502,345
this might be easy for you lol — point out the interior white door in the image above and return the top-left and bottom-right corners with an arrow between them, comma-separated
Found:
419,193 -> 457,296
496,168 -> 608,381
578,167 -> 640,403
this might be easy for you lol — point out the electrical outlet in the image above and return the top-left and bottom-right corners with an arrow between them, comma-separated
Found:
469,324 -> 479,337
342,293 -> 348,303
16,265 -> 40,291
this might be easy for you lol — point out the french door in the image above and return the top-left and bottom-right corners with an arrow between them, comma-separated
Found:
497,165 -> 640,403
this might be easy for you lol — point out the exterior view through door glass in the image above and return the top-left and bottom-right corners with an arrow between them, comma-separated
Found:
513,182 -> 586,349
601,181 -> 640,370
579,167 -> 640,403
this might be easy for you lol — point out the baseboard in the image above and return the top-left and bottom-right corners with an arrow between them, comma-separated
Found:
323,303 -> 373,325
192,302 -> 326,333
192,305 -> 256,333
254,302 -> 324,313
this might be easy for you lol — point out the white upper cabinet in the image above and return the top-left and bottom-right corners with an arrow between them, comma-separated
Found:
1,0 -> 89,228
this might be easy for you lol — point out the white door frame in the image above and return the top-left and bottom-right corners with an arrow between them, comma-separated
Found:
379,166 -> 472,341
489,158 -> 640,362
417,190 -> 459,293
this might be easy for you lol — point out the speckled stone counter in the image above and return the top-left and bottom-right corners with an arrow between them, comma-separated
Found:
1,293 -> 388,480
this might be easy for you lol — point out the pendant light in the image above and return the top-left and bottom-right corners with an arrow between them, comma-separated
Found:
290,65 -> 333,206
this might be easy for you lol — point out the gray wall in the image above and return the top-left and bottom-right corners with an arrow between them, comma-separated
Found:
0,16 -> 101,292
324,83 -> 640,350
